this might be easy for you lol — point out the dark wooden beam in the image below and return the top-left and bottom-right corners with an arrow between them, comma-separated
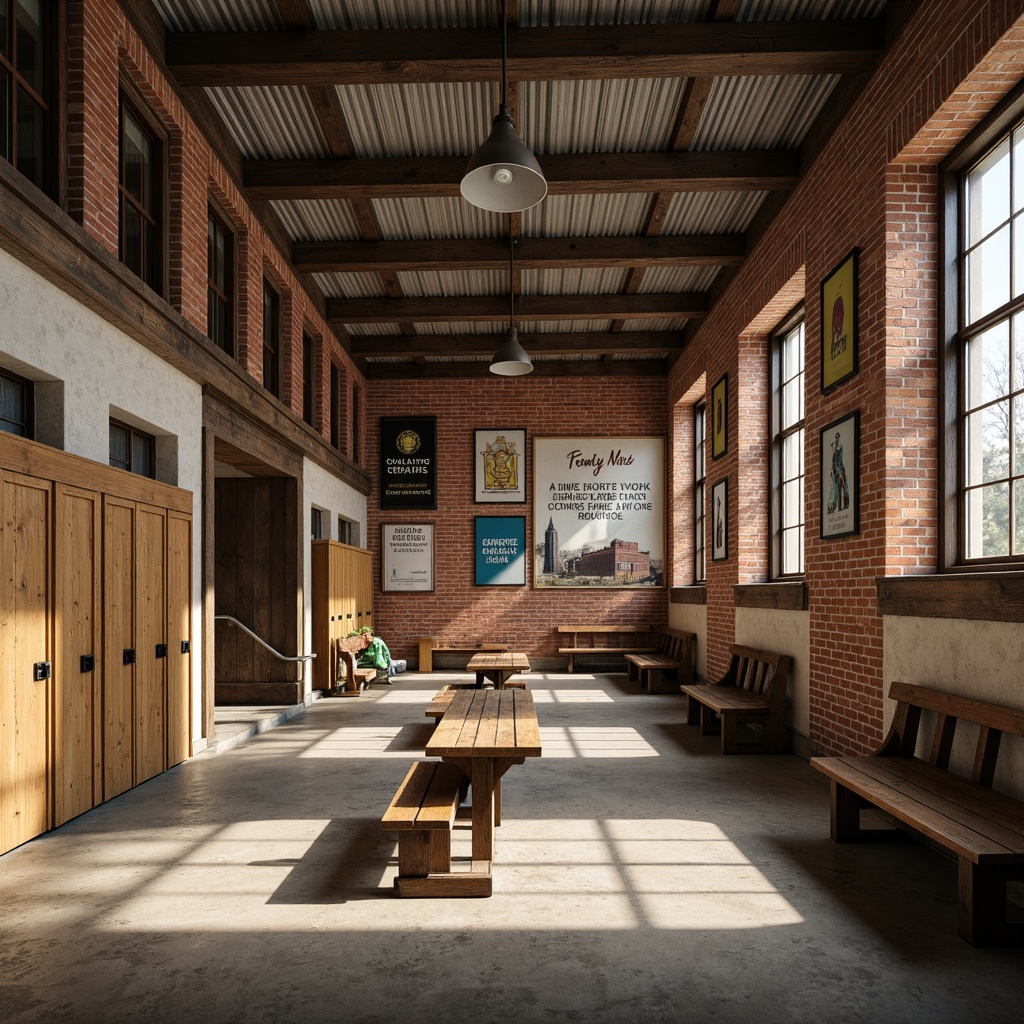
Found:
166,21 -> 883,86
246,150 -> 799,200
327,292 -> 707,323
362,358 -> 670,379
293,234 -> 744,273
349,330 -> 684,358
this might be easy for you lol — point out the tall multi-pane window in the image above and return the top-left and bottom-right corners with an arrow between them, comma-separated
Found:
1,0 -> 52,195
694,400 -> 706,583
957,115 -> 1024,562
207,208 -> 233,354
329,362 -> 340,449
351,384 -> 360,463
771,312 -> 805,577
0,366 -> 32,437
262,280 -> 280,397
109,419 -> 155,478
302,331 -> 315,427
119,98 -> 162,292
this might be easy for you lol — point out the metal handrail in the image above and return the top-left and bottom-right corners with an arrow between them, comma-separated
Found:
215,615 -> 317,663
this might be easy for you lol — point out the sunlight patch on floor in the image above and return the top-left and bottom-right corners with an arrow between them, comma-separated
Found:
538,726 -> 659,757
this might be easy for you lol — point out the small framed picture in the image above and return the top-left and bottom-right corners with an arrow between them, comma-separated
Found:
820,248 -> 859,393
711,374 -> 728,459
381,523 -> 435,591
474,428 -> 526,503
820,411 -> 859,539
474,516 -> 527,586
711,478 -> 728,561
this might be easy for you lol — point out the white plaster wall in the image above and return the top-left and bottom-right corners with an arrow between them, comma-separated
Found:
668,601 -> 707,680
301,456 -> 369,696
883,616 -> 1024,801
0,245 -> 205,743
735,607 -> 811,758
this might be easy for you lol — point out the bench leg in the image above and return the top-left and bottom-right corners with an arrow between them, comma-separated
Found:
720,713 -> 738,754
685,693 -> 701,725
958,859 -> 1024,946
397,829 -> 451,877
831,782 -> 861,842
627,660 -> 639,684
647,668 -> 662,694
699,703 -> 720,737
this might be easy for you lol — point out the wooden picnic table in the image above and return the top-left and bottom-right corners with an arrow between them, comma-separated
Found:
424,688 -> 542,892
466,650 -> 530,689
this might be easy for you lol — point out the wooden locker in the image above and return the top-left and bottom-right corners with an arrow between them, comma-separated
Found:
54,484 -> 101,826
1,471 -> 52,854
134,503 -> 167,785
166,511 -> 191,767
103,496 -> 135,800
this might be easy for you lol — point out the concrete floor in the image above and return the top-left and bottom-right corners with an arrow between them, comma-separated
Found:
2,671 -> 1022,1024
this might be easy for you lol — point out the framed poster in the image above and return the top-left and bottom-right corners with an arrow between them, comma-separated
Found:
711,374 -> 728,459
474,429 -> 526,503
711,478 -> 728,561
474,516 -> 527,585
533,436 -> 665,588
820,411 -> 859,539
379,415 -> 437,509
381,523 -> 435,591
821,248 -> 859,393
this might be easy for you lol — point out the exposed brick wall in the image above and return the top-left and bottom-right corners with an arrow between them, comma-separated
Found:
365,377 -> 669,665
668,2 -> 1024,755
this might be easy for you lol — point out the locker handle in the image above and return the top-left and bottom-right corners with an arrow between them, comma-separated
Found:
181,641 -> 190,654
155,644 -> 168,659
123,649 -> 136,666
33,661 -> 51,681
80,654 -> 95,673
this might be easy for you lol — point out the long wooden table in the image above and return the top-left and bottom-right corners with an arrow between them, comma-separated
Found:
416,688 -> 542,896
466,650 -> 530,689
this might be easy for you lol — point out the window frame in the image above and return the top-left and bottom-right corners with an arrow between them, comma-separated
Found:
118,86 -> 165,295
206,202 -> 235,356
941,81 -> 1024,570
769,306 -> 806,580
302,330 -> 316,428
109,417 -> 156,479
262,278 -> 281,398
329,361 -> 340,449
694,399 -> 706,584
0,365 -> 34,438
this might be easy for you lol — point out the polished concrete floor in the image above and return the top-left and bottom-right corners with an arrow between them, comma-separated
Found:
2,671 -> 1022,1024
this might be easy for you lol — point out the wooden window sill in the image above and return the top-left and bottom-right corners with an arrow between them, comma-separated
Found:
877,572 -> 1024,622
734,581 -> 807,611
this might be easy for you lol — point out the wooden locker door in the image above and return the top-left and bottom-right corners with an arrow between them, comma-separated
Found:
54,484 -> 101,826
1,471 -> 52,854
103,496 -> 135,800
166,511 -> 191,768
134,503 -> 167,785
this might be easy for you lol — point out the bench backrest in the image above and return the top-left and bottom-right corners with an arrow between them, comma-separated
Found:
881,680 -> 1024,788
719,645 -> 791,704
657,628 -> 695,661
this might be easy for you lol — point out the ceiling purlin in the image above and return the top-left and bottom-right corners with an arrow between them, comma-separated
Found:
349,331 -> 684,359
364,360 -> 671,380
165,21 -> 884,87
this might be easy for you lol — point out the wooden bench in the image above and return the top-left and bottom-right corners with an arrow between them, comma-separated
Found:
425,681 -> 525,725
556,624 -> 656,672
331,635 -> 378,696
625,628 -> 696,693
811,681 -> 1024,946
417,637 -> 508,672
680,645 -> 792,753
381,760 -> 473,895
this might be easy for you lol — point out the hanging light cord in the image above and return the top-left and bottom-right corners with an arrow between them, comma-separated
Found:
508,234 -> 516,328
500,0 -> 508,111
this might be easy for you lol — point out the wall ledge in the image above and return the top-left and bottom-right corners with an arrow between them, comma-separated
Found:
877,571 -> 1024,621
734,581 -> 807,611
670,585 -> 707,605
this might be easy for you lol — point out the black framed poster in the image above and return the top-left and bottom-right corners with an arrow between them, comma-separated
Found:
379,416 -> 437,510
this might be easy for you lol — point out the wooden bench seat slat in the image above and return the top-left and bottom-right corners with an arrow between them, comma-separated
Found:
382,761 -> 464,830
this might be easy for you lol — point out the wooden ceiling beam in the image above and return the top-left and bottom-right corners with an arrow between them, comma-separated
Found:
362,358 -> 670,379
166,21 -> 883,86
245,150 -> 798,200
349,330 -> 684,358
294,234 -> 744,273
326,292 -> 706,324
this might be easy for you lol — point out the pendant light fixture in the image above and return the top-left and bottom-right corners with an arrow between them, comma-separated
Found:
461,1 -> 547,214
490,236 -> 533,376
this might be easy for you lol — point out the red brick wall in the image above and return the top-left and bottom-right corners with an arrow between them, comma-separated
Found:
669,2 -> 1024,754
365,377 -> 669,665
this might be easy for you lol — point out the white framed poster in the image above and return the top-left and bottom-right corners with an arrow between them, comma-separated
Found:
381,523 -> 435,592
474,428 -> 526,503
533,436 -> 665,588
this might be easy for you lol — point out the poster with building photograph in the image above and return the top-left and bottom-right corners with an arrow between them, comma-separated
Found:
533,436 -> 665,588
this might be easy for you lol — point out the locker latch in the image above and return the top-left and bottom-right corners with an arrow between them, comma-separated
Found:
155,644 -> 167,659
123,649 -> 136,666
181,641 -> 190,654
33,661 -> 51,681
80,654 -> 95,673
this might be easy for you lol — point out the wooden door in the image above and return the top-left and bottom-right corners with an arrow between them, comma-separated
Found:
54,484 -> 101,826
1,471 -> 51,854
103,497 -> 135,799
166,511 -> 191,767
134,503 -> 166,785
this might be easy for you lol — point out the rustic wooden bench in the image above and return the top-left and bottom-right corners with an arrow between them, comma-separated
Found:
680,645 -> 792,753
381,760 -> 471,894
811,681 -> 1024,946
417,637 -> 508,672
425,681 -> 525,725
331,634 -> 378,696
625,628 -> 696,693
556,624 -> 656,672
